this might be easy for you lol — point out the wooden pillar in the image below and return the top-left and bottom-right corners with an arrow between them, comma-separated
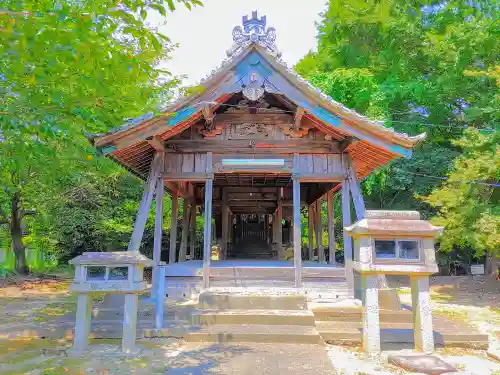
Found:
288,219 -> 294,245
327,190 -> 336,265
345,154 -> 366,297
189,202 -> 197,260
316,199 -> 325,264
308,205 -> 314,261
277,195 -> 283,259
169,191 -> 178,264
342,179 -> 354,298
265,215 -> 270,245
228,211 -> 233,256
151,176 -> 164,297
292,177 -> 302,287
347,158 -> 366,220
221,188 -> 228,260
128,153 -> 161,252
203,152 -> 213,288
179,198 -> 190,262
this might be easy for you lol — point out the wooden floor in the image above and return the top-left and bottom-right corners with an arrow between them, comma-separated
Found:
165,259 -> 346,279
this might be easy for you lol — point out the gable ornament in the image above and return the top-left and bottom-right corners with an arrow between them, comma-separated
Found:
227,11 -> 281,58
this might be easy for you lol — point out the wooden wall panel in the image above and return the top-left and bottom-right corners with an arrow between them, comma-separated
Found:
296,154 -> 342,176
163,153 -> 208,174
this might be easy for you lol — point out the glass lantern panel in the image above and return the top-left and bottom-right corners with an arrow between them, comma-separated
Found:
86,266 -> 105,280
374,240 -> 396,259
399,240 -> 420,260
108,267 -> 129,280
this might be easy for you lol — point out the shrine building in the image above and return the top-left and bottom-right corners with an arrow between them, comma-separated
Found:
86,11 -> 425,298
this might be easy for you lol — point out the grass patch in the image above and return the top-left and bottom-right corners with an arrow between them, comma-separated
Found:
434,307 -> 468,323
33,296 -> 77,323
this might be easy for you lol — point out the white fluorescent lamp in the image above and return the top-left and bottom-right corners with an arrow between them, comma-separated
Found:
222,159 -> 285,166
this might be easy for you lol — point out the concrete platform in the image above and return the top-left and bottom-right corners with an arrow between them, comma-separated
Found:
164,343 -> 336,375
316,320 -> 489,349
185,324 -> 323,344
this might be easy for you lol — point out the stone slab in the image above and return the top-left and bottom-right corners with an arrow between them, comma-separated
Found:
198,291 -> 308,310
164,343 -> 336,375
312,306 -> 414,323
388,354 -> 456,375
186,324 -> 323,344
191,308 -> 316,326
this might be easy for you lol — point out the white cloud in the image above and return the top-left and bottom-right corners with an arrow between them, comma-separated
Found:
149,0 -> 327,85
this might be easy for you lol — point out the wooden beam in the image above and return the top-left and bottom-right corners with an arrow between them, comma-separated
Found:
293,173 -> 344,182
346,156 -> 366,220
316,199 -> 325,264
127,153 -> 161,252
327,189 -> 336,265
203,152 -> 213,288
163,172 -> 213,182
308,205 -> 314,261
292,153 -> 302,287
213,113 -> 292,125
169,191 -> 179,264
221,188 -> 229,260
189,202 -> 197,260
294,107 -> 305,130
151,173 -> 164,297
277,188 -> 283,259
339,137 -> 357,152
165,139 -> 340,154
146,135 -> 165,152
178,198 -> 190,262
341,179 -> 354,298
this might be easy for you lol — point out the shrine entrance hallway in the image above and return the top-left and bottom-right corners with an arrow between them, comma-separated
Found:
230,215 -> 272,259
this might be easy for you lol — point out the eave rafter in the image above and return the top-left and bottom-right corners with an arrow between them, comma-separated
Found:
293,106 -> 305,130
146,135 -> 165,152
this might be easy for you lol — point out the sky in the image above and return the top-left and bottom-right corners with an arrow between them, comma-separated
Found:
150,0 -> 328,86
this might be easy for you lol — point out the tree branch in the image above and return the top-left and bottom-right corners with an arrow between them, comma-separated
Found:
21,209 -> 36,218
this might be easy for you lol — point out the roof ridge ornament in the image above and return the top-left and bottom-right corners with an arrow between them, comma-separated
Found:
227,11 -> 281,58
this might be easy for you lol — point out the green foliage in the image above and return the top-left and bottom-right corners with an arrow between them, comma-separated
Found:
0,0 -> 201,271
422,130 -> 500,257
296,0 -> 500,265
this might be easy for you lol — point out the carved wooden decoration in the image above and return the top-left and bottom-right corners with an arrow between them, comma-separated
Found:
201,125 -> 223,138
229,123 -> 274,139
280,124 -> 310,138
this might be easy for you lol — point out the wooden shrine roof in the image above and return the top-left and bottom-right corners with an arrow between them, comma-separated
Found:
86,12 -> 425,183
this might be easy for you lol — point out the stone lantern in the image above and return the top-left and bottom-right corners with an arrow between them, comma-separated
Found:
345,210 -> 442,354
69,251 -> 153,353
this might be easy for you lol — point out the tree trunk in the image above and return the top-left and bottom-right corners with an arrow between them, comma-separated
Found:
485,250 -> 498,279
10,191 -> 28,274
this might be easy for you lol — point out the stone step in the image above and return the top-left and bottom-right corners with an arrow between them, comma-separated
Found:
315,321 -> 489,349
185,324 -> 323,344
191,309 -> 316,326
2,321 -> 191,340
312,306 -> 413,323
198,290 -> 308,310
74,307 -> 195,321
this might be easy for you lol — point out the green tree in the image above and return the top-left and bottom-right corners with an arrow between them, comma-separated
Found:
422,130 -> 499,277
0,0 -> 201,273
295,1 -> 499,270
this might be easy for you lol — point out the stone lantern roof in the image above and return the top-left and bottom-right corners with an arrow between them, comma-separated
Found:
345,210 -> 443,237
69,251 -> 154,266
